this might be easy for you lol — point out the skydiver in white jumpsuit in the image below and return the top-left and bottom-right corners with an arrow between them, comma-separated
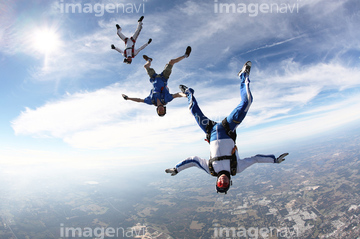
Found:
111,16 -> 152,64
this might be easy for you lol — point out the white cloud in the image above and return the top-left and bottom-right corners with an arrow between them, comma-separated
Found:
238,94 -> 360,153
246,60 -> 360,127
5,0 -> 360,166
11,60 -> 360,152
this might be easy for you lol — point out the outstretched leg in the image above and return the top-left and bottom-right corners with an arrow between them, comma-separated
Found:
132,17 -> 144,41
168,46 -> 192,65
161,46 -> 192,80
226,61 -> 253,131
143,55 -> 156,78
180,85 -> 211,134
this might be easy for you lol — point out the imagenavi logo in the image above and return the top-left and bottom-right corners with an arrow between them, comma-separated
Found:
214,0 -> 300,17
57,0 -> 147,17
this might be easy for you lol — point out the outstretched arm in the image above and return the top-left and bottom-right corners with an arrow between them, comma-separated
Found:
237,153 -> 288,174
172,92 -> 186,99
113,46 -> 124,55
165,156 -> 210,176
122,94 -> 144,103
134,39 -> 152,57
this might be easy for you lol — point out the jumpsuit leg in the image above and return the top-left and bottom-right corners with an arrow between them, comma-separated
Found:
145,67 -> 156,79
226,72 -> 253,131
186,90 -> 212,134
132,21 -> 143,41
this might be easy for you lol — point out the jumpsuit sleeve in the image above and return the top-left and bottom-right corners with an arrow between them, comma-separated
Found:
175,156 -> 210,174
237,154 -> 276,174
114,46 -> 125,56
143,96 -> 153,105
164,91 -> 174,104
143,90 -> 154,105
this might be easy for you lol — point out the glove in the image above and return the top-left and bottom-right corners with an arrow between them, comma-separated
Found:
165,168 -> 178,176
122,94 -> 128,100
276,153 -> 289,163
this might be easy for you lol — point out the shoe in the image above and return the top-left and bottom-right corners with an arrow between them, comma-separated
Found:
148,38 -> 152,44
275,153 -> 288,163
179,85 -> 188,94
238,61 -> 252,77
138,16 -> 144,22
122,94 -> 128,100
179,85 -> 194,95
111,44 -> 115,49
184,46 -> 191,58
143,55 -> 152,62
116,24 -> 121,30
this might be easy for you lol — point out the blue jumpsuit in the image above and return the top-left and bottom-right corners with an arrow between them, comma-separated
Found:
175,71 -> 277,175
143,73 -> 174,106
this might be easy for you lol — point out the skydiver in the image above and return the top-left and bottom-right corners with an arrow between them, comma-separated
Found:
122,46 -> 192,117
111,16 -> 152,64
165,61 -> 289,194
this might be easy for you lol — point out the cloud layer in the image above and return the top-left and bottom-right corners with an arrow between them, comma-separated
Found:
3,0 -> 360,164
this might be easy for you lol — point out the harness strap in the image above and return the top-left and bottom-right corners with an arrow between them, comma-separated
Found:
124,47 -> 135,57
124,37 -> 136,57
222,118 -> 237,142
207,119 -> 238,176
208,150 -> 238,176
205,120 -> 216,143
205,118 -> 236,144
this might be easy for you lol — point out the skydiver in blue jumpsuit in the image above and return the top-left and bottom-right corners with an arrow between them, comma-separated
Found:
165,61 -> 289,194
122,46 -> 192,116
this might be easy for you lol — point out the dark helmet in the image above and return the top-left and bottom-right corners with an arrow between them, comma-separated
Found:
123,57 -> 132,64
216,171 -> 232,194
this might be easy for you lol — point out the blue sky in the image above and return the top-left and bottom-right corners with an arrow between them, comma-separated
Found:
1,0 -> 360,171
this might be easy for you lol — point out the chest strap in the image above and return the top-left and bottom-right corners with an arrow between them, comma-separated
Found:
124,47 -> 135,57
208,146 -> 238,177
